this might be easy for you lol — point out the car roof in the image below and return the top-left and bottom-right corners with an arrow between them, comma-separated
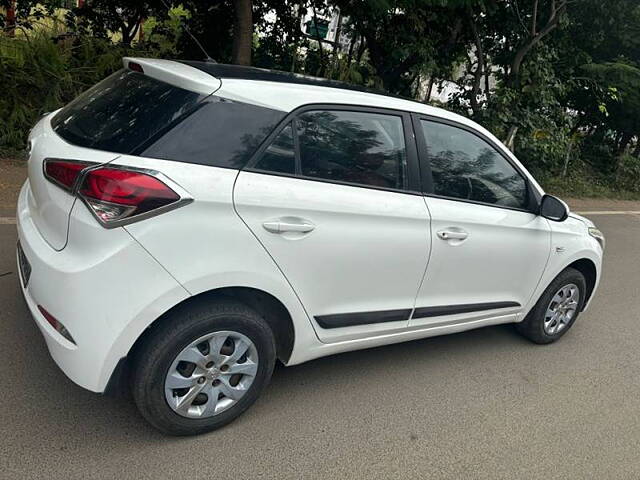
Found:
182,61 -> 478,127
181,61 -> 411,99
129,57 -> 474,128
183,60 -> 451,114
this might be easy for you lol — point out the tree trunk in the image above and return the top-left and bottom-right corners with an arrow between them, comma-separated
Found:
355,37 -> 366,64
562,140 -> 574,177
467,9 -> 484,115
232,0 -> 253,66
484,68 -> 491,103
426,76 -> 435,102
617,131 -> 633,155
333,11 -> 343,56
509,1 -> 567,87
505,126 -> 519,152
125,17 -> 142,45
6,1 -> 16,37
345,32 -> 357,74
290,5 -> 305,72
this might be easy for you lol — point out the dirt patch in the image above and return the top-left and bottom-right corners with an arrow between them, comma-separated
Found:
564,197 -> 640,212
0,157 -> 27,217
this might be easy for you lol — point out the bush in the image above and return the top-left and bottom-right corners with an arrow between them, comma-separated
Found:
616,154 -> 640,193
0,26 -> 154,153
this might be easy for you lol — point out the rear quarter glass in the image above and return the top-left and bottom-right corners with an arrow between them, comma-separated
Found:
52,69 -> 287,169
139,97 -> 287,168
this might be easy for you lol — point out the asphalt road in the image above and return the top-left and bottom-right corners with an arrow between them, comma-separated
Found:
1,214 -> 639,480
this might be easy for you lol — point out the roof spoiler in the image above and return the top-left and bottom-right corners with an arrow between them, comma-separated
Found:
122,57 -> 221,96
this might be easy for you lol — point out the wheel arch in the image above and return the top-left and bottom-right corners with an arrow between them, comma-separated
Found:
566,257 -> 597,309
136,287 -> 294,362
105,286 -> 297,396
522,251 -> 601,323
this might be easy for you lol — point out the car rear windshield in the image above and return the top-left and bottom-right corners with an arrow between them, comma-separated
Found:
52,69 -> 286,169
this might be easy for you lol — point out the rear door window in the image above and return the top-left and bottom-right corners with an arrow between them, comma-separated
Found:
254,123 -> 296,174
296,110 -> 408,190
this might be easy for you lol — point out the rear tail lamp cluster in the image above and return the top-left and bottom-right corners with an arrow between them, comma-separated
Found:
44,159 -> 190,228
43,160 -> 91,191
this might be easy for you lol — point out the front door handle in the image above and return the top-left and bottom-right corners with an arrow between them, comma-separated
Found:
437,229 -> 468,241
263,220 -> 315,234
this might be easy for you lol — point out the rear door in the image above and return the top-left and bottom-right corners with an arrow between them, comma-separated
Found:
410,116 -> 551,328
234,106 -> 431,342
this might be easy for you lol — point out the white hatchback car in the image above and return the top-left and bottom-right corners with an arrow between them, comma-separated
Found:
17,57 -> 604,435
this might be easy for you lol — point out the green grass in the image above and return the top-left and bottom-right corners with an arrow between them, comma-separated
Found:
539,173 -> 640,200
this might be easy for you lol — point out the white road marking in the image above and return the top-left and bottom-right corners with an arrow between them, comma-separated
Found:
576,211 -> 640,215
0,217 -> 16,225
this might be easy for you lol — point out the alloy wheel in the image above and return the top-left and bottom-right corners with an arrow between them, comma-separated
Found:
543,283 -> 580,335
164,331 -> 259,419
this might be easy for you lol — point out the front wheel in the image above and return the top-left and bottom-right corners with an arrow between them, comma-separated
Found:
516,267 -> 586,344
131,298 -> 276,436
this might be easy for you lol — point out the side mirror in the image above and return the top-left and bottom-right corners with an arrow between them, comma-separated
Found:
539,194 -> 569,222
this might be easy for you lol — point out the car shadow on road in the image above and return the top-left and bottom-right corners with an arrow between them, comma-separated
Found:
2,268 -> 535,446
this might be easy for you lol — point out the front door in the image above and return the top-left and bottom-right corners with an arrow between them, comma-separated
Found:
234,107 -> 431,342
410,118 -> 551,328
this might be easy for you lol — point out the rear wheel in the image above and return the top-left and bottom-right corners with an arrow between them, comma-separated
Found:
516,267 -> 586,344
132,298 -> 276,436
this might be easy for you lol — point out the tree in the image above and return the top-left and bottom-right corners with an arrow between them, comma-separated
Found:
73,0 -> 154,45
332,0 -> 474,94
232,0 -> 252,65
508,0 -> 568,87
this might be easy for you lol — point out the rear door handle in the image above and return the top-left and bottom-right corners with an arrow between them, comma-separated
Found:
437,229 -> 468,241
263,220 -> 315,234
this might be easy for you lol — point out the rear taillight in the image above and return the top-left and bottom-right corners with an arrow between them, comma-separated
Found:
78,167 -> 187,227
43,159 -> 92,191
43,160 -> 191,227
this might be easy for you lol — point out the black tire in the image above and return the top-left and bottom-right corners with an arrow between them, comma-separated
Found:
516,267 -> 587,344
131,298 -> 276,436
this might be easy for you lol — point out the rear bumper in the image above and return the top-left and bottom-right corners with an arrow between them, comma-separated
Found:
16,181 -> 190,392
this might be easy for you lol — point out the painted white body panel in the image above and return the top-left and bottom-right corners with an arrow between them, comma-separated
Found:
17,61 -> 603,393
525,216 -> 602,315
109,156 -> 321,367
26,114 -> 118,250
411,197 -> 551,327
122,57 -> 222,96
17,180 -> 190,391
234,171 -> 431,343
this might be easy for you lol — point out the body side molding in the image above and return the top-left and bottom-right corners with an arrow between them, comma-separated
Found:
315,309 -> 411,329
316,302 -> 521,329
412,301 -> 521,319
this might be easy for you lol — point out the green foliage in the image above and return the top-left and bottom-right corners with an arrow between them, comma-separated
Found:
0,27 -> 152,151
2,0 -> 640,198
616,154 -> 640,193
141,5 -> 190,57
580,62 -> 640,137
